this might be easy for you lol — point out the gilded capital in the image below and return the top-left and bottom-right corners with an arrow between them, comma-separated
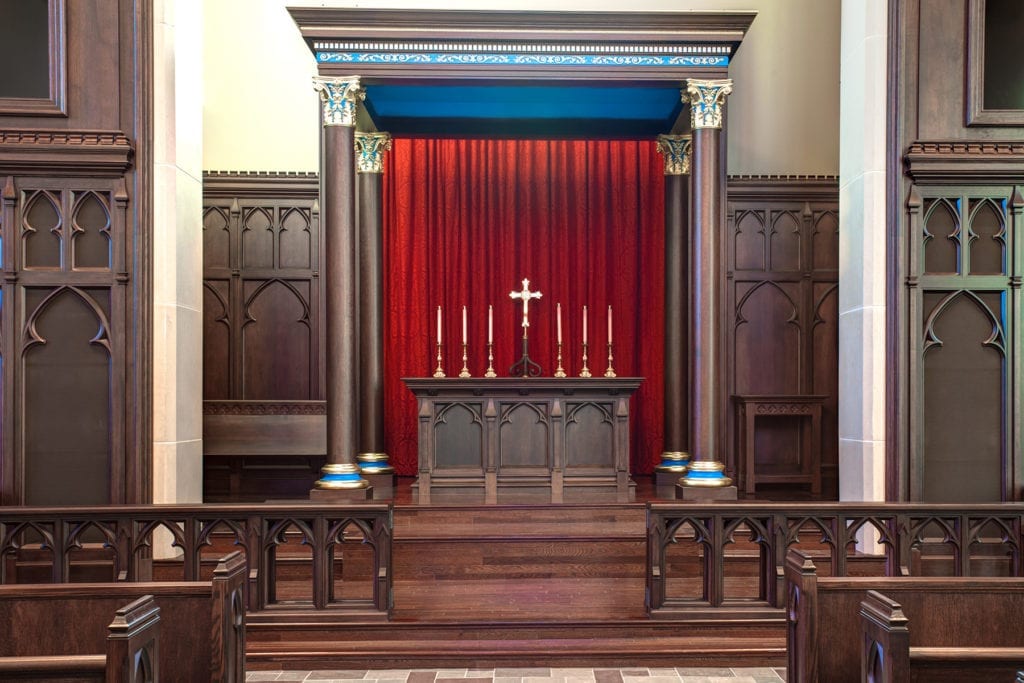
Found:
355,132 -> 393,173
313,76 -> 365,127
685,78 -> 733,130
656,134 -> 692,175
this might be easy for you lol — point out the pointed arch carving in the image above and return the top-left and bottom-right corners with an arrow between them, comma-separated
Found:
922,289 -> 1005,357
70,190 -> 112,269
242,278 -> 311,329
22,189 -> 63,269
922,197 -> 961,274
735,280 -> 800,328
22,286 -> 113,356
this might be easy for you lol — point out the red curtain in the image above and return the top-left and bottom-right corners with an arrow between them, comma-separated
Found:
382,138 -> 665,475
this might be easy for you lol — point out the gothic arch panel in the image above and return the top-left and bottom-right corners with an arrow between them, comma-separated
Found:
279,207 -> 312,269
22,190 -> 62,269
203,207 -> 231,270
768,210 -> 801,271
241,207 -> 274,269
734,280 -> 801,395
71,190 -> 111,270
241,279 -> 311,400
733,209 -> 765,271
203,281 -> 231,400
921,290 -> 1004,502
22,287 -> 112,505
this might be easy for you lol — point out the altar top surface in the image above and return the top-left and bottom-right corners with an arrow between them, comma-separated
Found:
402,377 -> 643,393
287,7 -> 755,137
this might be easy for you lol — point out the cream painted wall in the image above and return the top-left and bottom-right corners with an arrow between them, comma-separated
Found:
202,0 -> 840,175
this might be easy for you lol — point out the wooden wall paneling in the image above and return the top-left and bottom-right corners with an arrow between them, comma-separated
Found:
725,177 -> 839,498
1,177 -> 12,504
907,185 -> 1015,501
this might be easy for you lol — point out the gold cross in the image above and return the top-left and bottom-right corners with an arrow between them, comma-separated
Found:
509,278 -> 542,330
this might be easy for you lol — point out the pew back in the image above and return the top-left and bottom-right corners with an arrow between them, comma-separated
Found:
785,549 -> 1024,683
0,551 -> 244,682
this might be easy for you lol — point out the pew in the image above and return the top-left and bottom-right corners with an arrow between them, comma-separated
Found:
0,594 -> 160,682
785,549 -> 1024,683
0,551 -> 246,682
860,590 -> 1024,682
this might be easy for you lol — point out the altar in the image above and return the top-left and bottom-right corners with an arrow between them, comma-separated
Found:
404,378 -> 642,503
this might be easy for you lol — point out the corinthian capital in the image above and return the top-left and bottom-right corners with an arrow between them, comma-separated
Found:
656,134 -> 693,175
313,76 -> 365,127
355,132 -> 393,173
685,78 -> 733,130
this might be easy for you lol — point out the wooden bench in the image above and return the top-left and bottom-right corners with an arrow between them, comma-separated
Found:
785,549 -> 1024,683
861,589 -> 1024,682
0,594 -> 160,682
0,551 -> 245,682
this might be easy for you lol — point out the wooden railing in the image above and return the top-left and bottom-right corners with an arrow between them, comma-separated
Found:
0,503 -> 392,617
646,502 -> 1024,617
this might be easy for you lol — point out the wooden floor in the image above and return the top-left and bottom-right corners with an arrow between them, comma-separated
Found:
247,477 -> 790,670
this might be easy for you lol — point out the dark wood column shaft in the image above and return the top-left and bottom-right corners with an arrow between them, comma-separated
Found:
690,125 -> 722,463
323,123 -> 358,466
664,172 -> 689,452
357,170 -> 385,452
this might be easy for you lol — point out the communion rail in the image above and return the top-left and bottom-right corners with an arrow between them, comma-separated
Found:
0,503 -> 392,617
646,502 -> 1024,617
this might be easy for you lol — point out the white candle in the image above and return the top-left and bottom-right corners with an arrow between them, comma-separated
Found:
462,305 -> 467,344
556,303 -> 562,344
488,305 -> 493,344
608,305 -> 613,344
437,305 -> 442,345
583,305 -> 588,344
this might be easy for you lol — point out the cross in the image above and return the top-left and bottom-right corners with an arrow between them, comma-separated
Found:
509,278 -> 542,332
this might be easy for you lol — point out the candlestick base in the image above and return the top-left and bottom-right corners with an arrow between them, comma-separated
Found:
484,343 -> 497,378
579,342 -> 592,378
554,341 -> 566,378
433,342 -> 446,378
604,342 -> 617,378
459,342 -> 471,377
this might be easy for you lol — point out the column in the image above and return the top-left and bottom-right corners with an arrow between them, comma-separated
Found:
654,135 -> 692,492
310,76 -> 371,499
679,79 -> 736,494
355,131 -> 395,496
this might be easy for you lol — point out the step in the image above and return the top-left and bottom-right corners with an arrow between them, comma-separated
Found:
393,504 -> 646,541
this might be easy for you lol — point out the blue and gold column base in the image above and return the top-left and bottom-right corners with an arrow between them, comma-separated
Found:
314,463 -> 370,490
357,452 -> 395,474
655,451 -> 691,473
680,460 -> 733,487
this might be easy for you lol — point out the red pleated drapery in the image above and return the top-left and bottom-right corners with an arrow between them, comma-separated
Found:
382,138 -> 666,475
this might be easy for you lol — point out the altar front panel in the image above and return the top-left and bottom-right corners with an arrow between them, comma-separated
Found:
404,378 -> 642,503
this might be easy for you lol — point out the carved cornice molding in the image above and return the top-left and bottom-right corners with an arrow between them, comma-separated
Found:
726,175 -> 839,202
0,129 -> 133,175
203,400 -> 326,416
202,171 -> 320,199
905,140 -> 1024,182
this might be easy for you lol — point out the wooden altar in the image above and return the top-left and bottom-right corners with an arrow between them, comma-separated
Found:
403,378 -> 642,503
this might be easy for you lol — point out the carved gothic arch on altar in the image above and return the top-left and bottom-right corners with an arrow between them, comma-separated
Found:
286,8 -> 755,499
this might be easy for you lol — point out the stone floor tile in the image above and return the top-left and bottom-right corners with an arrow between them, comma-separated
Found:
676,670 -> 735,678
680,678 -> 753,683
628,677 -> 681,683
407,673 -> 438,683
465,671 -> 495,677
493,678 -> 522,683
247,674 -> 284,682
550,669 -> 594,679
772,670 -> 785,679
365,672 -> 411,680
646,670 -> 680,678
306,673 -> 368,680
593,671 -> 624,683
621,671 -> 649,678
276,674 -> 312,682
495,670 -> 550,678
523,677 -> 565,683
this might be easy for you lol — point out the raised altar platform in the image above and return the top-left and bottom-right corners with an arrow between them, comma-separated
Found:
403,378 -> 642,503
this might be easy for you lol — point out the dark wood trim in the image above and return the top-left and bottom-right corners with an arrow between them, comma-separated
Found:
965,0 -> 1024,127
725,175 -> 839,201
203,171 -> 319,199
905,141 -> 1024,183
0,0 -> 66,117
0,130 -> 133,176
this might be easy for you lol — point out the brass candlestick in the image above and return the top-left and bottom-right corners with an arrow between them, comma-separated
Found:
579,341 -> 592,378
433,342 -> 445,378
604,341 -> 617,378
484,342 -> 497,378
554,341 -> 567,378
459,342 -> 471,378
